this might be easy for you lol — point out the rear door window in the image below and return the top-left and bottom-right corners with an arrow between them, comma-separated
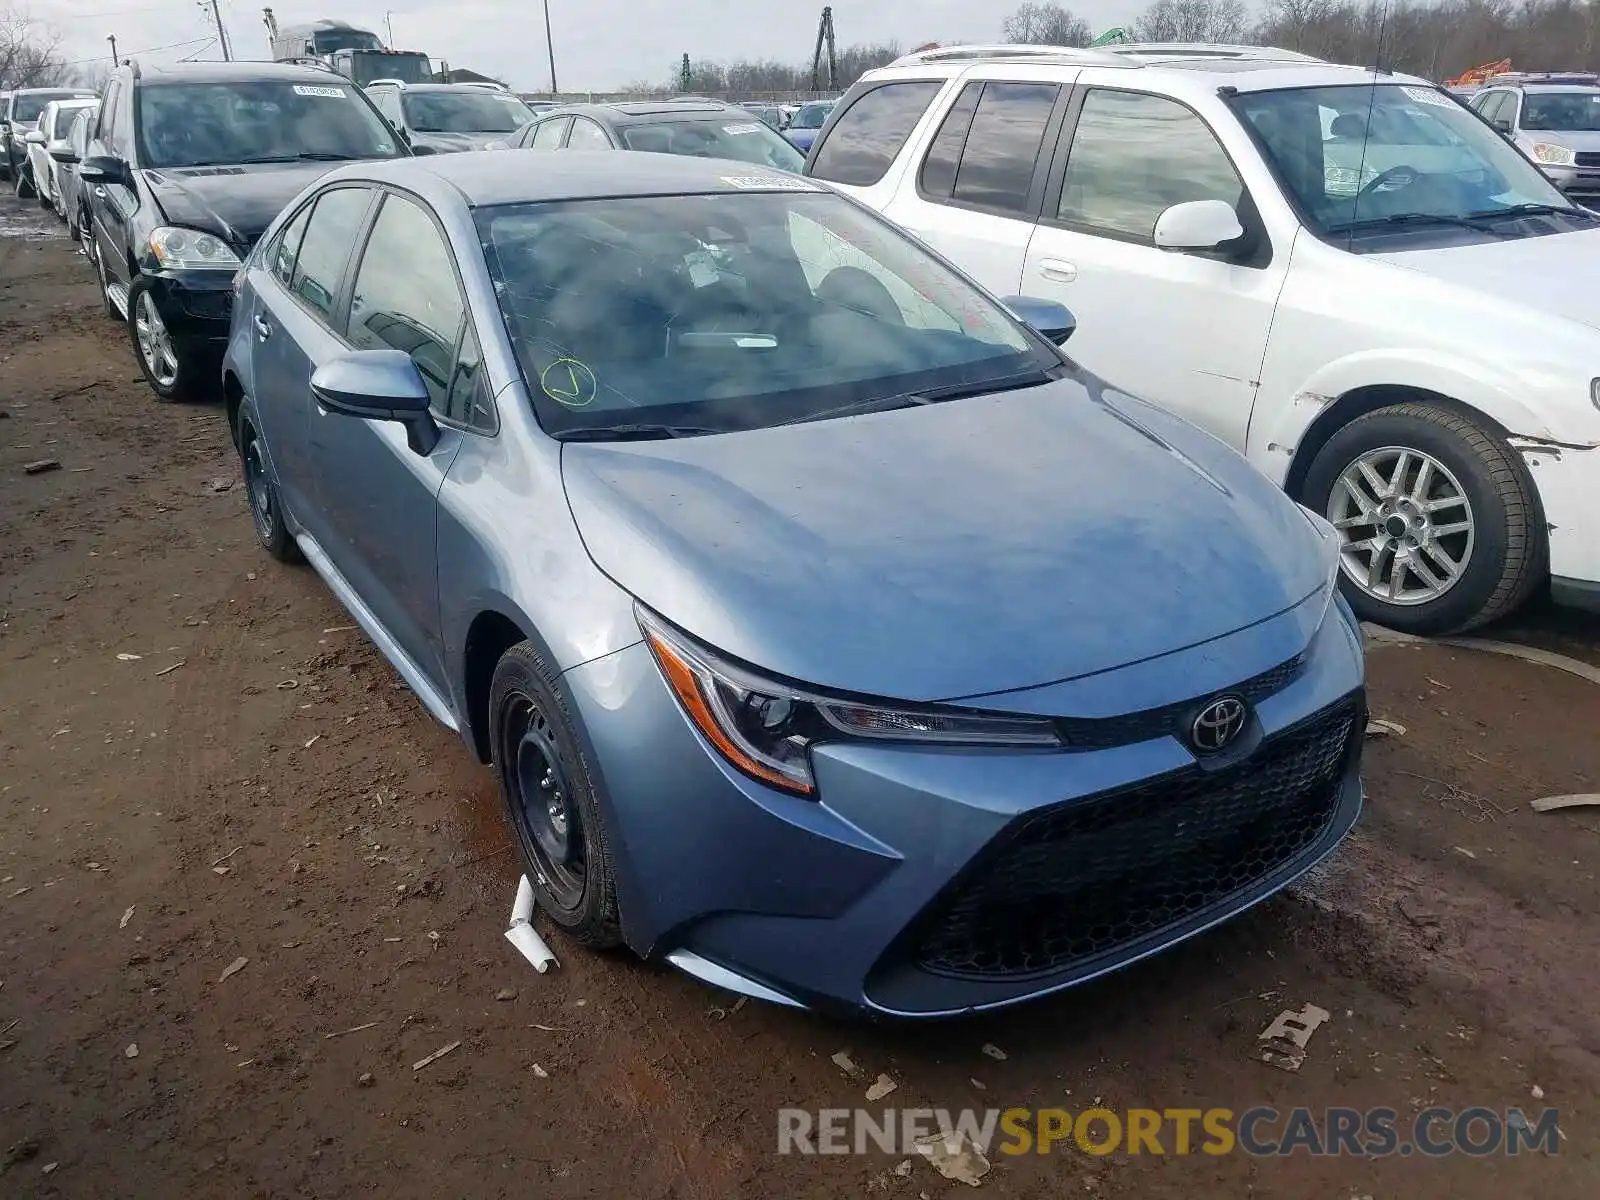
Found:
531,116 -> 570,148
270,202 -> 313,288
919,82 -> 982,198
288,187 -> 373,323
564,116 -> 611,149
809,81 -> 943,186
951,82 -> 1059,215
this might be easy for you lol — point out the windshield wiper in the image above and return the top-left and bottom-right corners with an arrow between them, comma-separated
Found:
777,367 -> 1055,428
1464,201 -> 1596,221
556,423 -> 723,441
1326,211 -> 1516,237
236,152 -> 360,164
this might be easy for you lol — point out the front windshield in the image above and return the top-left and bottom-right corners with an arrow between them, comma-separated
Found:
475,189 -> 1052,437
135,81 -> 401,169
402,90 -> 532,133
345,53 -> 432,86
15,92 -> 87,124
1235,83 -> 1571,239
790,103 -> 833,130
620,118 -> 805,171
313,28 -> 382,54
1521,90 -> 1600,131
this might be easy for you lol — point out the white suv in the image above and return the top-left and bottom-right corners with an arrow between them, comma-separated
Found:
804,43 -> 1600,633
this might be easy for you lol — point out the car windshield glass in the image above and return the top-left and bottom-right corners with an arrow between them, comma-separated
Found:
402,90 -> 532,133
134,81 -> 401,169
1234,83 -> 1571,241
620,118 -> 805,170
15,92 -> 85,123
1521,90 -> 1600,131
475,189 -> 1052,437
790,103 -> 832,129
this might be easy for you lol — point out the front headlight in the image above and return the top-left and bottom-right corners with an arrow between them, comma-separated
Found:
1530,141 -> 1578,166
637,607 -> 1060,796
148,226 -> 242,271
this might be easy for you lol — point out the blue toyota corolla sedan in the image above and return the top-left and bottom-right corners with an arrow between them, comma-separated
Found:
223,151 -> 1366,1016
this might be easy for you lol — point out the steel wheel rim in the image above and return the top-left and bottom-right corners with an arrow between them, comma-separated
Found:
502,693 -> 586,912
1326,444 -> 1475,606
134,291 -> 179,388
243,436 -> 274,543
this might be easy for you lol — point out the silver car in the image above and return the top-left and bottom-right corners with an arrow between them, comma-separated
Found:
223,152 -> 1364,1015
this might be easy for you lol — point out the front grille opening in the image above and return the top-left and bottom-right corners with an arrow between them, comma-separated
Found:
909,698 -> 1357,981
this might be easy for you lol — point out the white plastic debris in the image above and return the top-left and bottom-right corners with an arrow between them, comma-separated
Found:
1258,1003 -> 1331,1072
915,1128 -> 991,1186
505,875 -> 559,974
865,1073 -> 898,1101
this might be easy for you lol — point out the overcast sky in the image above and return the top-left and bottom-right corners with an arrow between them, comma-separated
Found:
35,0 -> 1157,92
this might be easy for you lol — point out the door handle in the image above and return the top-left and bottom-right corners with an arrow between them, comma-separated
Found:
253,314 -> 273,341
1037,258 -> 1078,283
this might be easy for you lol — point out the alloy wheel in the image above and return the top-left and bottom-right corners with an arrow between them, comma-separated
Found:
243,435 -> 275,545
502,693 -> 586,912
1326,445 -> 1475,606
134,291 -> 179,389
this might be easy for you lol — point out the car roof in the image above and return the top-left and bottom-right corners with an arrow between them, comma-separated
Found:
129,60 -> 353,86
861,54 -> 1428,96
320,149 -> 819,207
1518,83 -> 1600,93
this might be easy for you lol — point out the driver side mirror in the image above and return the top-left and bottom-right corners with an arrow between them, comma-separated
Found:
1153,199 -> 1246,253
77,154 -> 129,185
1001,296 -> 1076,345
47,139 -> 77,164
1491,116 -> 1513,134
311,350 -> 440,455
23,130 -> 46,146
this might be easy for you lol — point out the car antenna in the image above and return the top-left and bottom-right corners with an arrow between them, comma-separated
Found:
1346,0 -> 1390,249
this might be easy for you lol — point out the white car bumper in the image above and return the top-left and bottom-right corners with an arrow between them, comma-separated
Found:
1519,439 -> 1600,609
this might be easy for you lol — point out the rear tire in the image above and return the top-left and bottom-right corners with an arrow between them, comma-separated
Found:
489,641 -> 623,949
15,167 -> 36,199
236,399 -> 302,564
1302,401 -> 1545,634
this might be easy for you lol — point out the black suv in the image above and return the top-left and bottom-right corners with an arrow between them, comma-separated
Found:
79,60 -> 408,400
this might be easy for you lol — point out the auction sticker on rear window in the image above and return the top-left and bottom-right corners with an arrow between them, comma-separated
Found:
722,122 -> 764,135
719,173 -> 821,190
293,85 -> 347,99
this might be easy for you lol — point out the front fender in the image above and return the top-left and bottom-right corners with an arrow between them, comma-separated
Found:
1248,348 -> 1558,484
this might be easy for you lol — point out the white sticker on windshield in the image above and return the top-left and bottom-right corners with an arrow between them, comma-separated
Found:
722,122 -> 764,135
719,173 -> 821,191
293,84 -> 347,99
1402,86 -> 1453,108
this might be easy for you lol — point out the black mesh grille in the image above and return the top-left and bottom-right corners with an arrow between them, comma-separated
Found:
180,291 -> 233,321
910,697 -> 1358,980
1575,151 -> 1600,167
1053,654 -> 1303,750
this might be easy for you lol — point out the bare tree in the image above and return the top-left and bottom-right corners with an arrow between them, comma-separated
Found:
1135,0 -> 1250,42
0,7 -> 67,91
1001,2 -> 1094,46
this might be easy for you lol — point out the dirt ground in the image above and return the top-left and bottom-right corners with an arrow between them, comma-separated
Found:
1,196 -> 1597,1200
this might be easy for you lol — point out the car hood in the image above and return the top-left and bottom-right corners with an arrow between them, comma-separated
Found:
411,131 -> 503,152
561,378 -> 1331,702
142,161 -> 350,249
1521,129 -> 1600,150
1371,225 -> 1600,331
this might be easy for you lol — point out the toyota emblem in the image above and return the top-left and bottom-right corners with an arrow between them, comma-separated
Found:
1191,696 -> 1248,753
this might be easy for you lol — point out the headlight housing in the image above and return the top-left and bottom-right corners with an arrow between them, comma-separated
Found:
148,226 -> 242,271
637,607 -> 1061,796
1530,141 -> 1577,167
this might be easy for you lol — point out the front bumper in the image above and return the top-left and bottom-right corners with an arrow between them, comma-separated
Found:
1518,437 -> 1600,608
143,271 -> 236,350
562,594 -> 1366,1017
1540,163 -> 1600,201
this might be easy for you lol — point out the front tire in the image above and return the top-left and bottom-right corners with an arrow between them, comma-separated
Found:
128,276 -> 209,402
1303,401 -> 1545,634
236,399 -> 302,564
489,641 -> 623,948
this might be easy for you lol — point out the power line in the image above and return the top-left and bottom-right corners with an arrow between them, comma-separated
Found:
61,35 -> 213,68
47,5 -> 172,19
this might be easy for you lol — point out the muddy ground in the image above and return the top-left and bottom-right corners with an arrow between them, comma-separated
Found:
1,196 -> 1597,1199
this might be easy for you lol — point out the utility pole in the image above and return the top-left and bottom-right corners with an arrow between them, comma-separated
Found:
542,0 -> 558,94
385,11 -> 395,46
206,0 -> 232,61
108,34 -> 119,67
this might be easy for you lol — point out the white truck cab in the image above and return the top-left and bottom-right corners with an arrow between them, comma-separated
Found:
804,43 -> 1600,633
